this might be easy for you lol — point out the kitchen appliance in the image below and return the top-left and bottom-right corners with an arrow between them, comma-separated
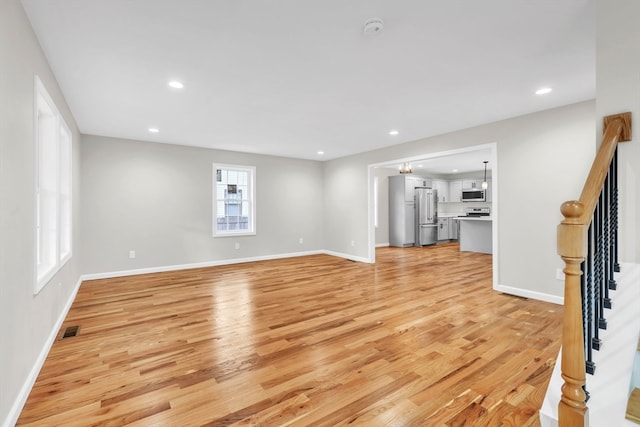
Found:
461,188 -> 486,202
414,187 -> 438,247
459,207 -> 491,217
389,175 -> 431,247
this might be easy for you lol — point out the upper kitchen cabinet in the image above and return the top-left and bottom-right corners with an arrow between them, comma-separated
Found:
402,175 -> 431,202
462,178 -> 484,189
449,180 -> 463,202
431,179 -> 449,203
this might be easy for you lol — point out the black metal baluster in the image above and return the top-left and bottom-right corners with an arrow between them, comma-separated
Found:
602,174 -> 612,310
604,169 -> 616,295
611,147 -> 621,274
584,221 -> 597,373
595,191 -> 607,331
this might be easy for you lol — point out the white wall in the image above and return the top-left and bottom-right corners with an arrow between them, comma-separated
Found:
324,101 -> 596,301
80,135 -> 325,275
0,1 -> 83,424
597,0 -> 640,263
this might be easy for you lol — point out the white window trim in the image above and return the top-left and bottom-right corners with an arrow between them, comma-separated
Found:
373,175 -> 379,228
212,163 -> 256,237
34,76 -> 72,294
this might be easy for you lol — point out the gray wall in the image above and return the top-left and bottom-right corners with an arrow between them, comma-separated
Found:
324,101 -> 596,300
374,168 -> 394,245
3,0 -> 639,424
81,135 -> 324,275
597,0 -> 640,263
0,0 -> 82,424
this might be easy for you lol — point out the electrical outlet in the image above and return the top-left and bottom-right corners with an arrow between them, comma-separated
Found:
351,240 -> 355,247
235,242 -> 240,250
129,250 -> 136,259
299,237 -> 303,244
556,268 -> 565,281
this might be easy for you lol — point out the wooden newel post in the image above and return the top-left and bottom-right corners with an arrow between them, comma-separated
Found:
557,201 -> 588,427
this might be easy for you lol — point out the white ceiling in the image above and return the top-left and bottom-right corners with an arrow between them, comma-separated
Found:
21,0 -> 595,161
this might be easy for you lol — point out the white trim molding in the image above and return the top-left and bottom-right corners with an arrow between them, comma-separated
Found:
4,277 -> 83,427
494,284 -> 563,305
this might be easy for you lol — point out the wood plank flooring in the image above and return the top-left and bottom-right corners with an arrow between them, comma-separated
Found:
18,243 -> 563,426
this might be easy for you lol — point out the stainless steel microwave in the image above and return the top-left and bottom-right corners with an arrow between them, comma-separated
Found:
461,188 -> 486,202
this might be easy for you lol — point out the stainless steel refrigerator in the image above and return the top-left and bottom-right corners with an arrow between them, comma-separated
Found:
414,187 -> 438,246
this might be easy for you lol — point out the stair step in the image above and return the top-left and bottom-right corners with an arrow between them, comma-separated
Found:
627,388 -> 640,424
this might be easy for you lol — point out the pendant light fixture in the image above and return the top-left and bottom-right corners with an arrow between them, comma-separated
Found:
481,161 -> 488,189
399,162 -> 412,174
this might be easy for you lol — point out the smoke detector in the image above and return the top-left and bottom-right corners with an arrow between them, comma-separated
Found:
363,18 -> 384,35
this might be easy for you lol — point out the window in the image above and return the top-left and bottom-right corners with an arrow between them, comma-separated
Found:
213,164 -> 255,236
35,76 -> 72,293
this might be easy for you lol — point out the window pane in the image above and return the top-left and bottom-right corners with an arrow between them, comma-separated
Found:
59,123 -> 72,261
35,77 -> 73,291
213,165 -> 254,236
37,190 -> 57,281
59,196 -> 71,259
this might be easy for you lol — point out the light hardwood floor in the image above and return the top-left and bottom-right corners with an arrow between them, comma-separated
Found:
18,243 -> 562,426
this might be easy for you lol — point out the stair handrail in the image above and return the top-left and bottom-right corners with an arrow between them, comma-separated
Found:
557,112 -> 632,426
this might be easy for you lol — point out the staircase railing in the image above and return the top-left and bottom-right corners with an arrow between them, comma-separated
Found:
557,112 -> 632,426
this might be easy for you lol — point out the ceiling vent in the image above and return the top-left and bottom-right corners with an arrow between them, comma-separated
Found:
363,18 -> 384,35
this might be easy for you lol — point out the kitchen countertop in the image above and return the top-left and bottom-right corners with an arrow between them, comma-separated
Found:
438,213 -> 464,218
457,216 -> 492,221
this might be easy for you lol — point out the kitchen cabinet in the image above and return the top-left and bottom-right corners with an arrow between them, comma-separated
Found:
437,217 -> 449,240
450,217 -> 459,240
448,180 -> 463,202
431,179 -> 449,203
462,178 -> 483,189
436,217 -> 459,241
389,175 -> 429,247
403,176 -> 430,202
459,218 -> 492,254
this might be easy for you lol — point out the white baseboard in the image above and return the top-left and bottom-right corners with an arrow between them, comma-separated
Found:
375,243 -> 390,248
494,284 -> 563,305
323,250 -> 373,264
81,250 -> 326,281
3,277 -> 83,427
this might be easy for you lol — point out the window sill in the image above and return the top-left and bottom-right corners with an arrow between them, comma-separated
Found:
213,231 -> 256,238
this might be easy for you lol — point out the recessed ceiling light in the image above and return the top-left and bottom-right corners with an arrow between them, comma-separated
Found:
417,164 -> 423,168
452,169 -> 458,172
317,150 -> 324,155
389,130 -> 399,136
168,80 -> 184,89
148,127 -> 159,133
535,87 -> 552,95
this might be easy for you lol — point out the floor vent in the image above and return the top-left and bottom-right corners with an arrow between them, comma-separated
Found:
61,325 -> 80,339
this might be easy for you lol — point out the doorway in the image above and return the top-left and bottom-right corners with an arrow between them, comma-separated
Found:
367,143 -> 498,286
